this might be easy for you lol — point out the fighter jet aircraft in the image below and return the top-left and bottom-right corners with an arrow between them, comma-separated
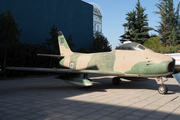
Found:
6,31 -> 175,94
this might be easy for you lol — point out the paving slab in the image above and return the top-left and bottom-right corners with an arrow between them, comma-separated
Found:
0,75 -> 180,120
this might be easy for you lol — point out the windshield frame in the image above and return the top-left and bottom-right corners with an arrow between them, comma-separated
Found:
136,44 -> 146,51
115,42 -> 154,52
116,43 -> 139,51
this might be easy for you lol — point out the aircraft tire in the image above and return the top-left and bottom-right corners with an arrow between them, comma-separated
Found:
112,77 -> 120,85
158,85 -> 168,94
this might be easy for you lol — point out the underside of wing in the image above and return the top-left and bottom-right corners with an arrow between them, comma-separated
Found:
37,54 -> 64,58
5,67 -> 171,77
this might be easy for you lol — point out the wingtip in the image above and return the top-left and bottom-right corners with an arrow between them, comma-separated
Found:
58,31 -> 63,36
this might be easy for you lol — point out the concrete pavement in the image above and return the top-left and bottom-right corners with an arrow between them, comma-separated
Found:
0,75 -> 180,120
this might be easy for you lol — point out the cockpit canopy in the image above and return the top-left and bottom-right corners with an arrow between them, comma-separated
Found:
116,42 -> 148,51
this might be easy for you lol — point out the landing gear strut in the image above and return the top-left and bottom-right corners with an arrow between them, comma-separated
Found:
157,77 -> 168,94
112,77 -> 121,85
83,74 -> 92,81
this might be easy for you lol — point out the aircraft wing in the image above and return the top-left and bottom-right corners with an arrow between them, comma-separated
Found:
5,67 -> 171,77
37,54 -> 64,58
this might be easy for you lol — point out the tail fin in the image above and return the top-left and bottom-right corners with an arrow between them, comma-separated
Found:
58,31 -> 73,56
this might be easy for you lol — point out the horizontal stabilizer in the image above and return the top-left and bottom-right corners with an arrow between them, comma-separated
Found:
37,54 -> 64,58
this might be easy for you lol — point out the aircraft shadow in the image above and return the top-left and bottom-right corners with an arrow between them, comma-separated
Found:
2,75 -> 179,95
89,75 -> 180,94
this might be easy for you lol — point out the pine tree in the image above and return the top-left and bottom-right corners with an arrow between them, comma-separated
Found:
120,10 -> 136,43
92,32 -> 111,52
175,3 -> 180,41
155,1 -> 171,44
120,0 -> 153,44
0,10 -> 21,77
67,34 -> 76,51
45,24 -> 59,54
45,24 -> 59,68
175,2 -> 180,44
168,27 -> 178,46
155,0 -> 180,45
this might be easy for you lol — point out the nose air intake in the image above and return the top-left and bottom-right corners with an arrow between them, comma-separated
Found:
168,58 -> 175,72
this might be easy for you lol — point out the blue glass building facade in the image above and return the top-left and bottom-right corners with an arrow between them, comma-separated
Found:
0,0 -> 93,50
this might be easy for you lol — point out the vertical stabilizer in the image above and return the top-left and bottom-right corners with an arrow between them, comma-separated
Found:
58,31 -> 73,56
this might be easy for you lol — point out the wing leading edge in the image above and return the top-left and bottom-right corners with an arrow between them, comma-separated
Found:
37,54 -> 64,58
5,67 -> 171,77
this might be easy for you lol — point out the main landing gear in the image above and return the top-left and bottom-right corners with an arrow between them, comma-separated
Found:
112,77 -> 121,85
157,77 -> 168,94
83,74 -> 92,81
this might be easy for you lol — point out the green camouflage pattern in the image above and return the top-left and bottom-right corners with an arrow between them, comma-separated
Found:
5,31 -> 175,79
58,31 -> 175,77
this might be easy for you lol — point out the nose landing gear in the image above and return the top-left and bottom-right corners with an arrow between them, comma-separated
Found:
157,77 -> 168,94
158,85 -> 168,94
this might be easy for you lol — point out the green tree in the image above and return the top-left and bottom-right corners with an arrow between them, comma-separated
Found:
92,32 -> 112,52
120,0 -> 153,44
143,35 -> 162,51
155,1 -> 171,44
67,34 -> 76,51
120,10 -> 136,43
175,3 -> 180,42
78,47 -> 89,53
167,27 -> 178,46
45,24 -> 59,54
155,0 -> 180,45
0,10 -> 21,77
45,24 -> 59,68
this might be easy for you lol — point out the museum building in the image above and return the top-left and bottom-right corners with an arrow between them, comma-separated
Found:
0,0 -> 93,50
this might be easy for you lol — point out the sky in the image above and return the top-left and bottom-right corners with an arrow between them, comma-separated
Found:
82,0 -> 180,49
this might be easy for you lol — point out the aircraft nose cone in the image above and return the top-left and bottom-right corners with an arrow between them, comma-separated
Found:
152,53 -> 175,73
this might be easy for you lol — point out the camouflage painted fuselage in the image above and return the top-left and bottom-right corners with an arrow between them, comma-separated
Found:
4,31 -> 176,87
58,33 -> 175,77
59,50 -> 174,76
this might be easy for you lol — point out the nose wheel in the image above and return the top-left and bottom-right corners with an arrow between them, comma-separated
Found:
112,77 -> 121,85
157,77 -> 168,94
158,85 -> 168,94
